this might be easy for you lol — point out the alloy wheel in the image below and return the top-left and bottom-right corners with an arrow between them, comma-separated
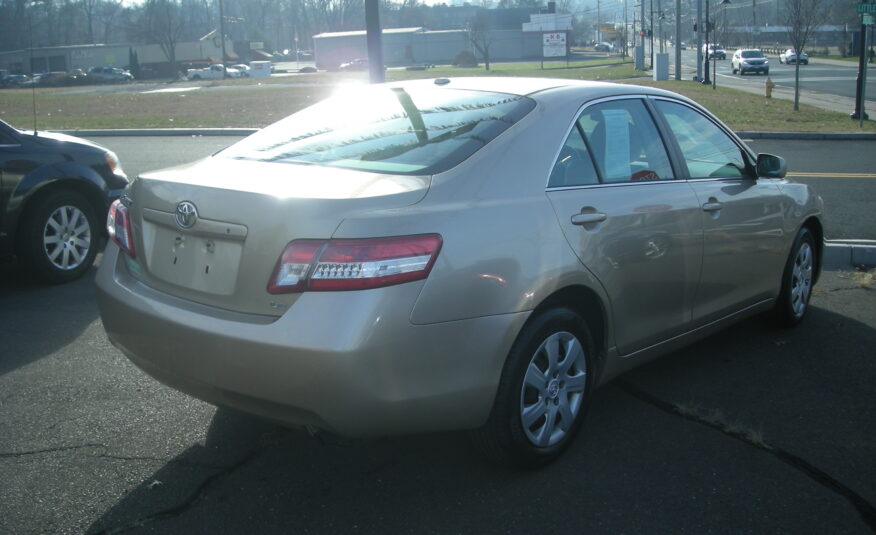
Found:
790,241 -> 814,318
519,331 -> 587,447
42,204 -> 92,271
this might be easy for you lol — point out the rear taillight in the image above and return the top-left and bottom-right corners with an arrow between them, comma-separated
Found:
268,234 -> 442,294
107,199 -> 135,257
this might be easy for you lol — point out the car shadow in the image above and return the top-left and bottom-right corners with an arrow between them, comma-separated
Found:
84,299 -> 876,534
0,260 -> 100,376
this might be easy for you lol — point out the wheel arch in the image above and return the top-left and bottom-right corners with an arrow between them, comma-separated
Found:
531,284 -> 609,382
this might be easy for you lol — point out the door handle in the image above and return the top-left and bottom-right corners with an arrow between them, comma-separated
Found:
571,212 -> 607,225
702,201 -> 723,212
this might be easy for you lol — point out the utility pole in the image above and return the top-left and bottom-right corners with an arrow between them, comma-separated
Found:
675,0 -> 681,79
696,0 -> 703,80
658,0 -> 663,53
641,0 -> 647,67
218,0 -> 229,78
365,0 -> 384,83
624,0 -> 629,58
597,0 -> 601,43
752,0 -> 757,48
650,0 -> 655,68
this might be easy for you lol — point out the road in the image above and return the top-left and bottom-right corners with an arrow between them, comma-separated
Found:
661,47 -> 876,112
1,137 -> 875,534
91,135 -> 876,241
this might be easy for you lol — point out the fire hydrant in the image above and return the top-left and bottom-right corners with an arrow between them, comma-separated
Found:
765,76 -> 775,99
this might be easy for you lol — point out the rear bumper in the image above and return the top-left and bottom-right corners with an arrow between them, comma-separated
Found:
95,245 -> 527,437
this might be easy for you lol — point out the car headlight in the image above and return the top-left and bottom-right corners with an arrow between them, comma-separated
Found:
105,150 -> 126,177
764,60 -> 769,64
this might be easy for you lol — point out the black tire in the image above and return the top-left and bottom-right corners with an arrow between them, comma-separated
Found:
732,67 -> 738,74
17,189 -> 99,284
772,227 -> 816,328
470,307 -> 595,468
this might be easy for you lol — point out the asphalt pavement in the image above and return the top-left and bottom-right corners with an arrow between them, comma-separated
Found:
1,263 -> 873,534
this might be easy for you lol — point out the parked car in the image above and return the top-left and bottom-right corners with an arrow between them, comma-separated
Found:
779,48 -> 809,65
595,42 -> 614,52
703,43 -> 726,60
1,73 -> 30,87
338,58 -> 368,71
0,120 -> 128,283
678,41 -> 688,50
87,66 -> 134,83
29,71 -> 71,87
186,64 -> 242,80
96,78 -> 823,467
732,48 -> 770,75
231,64 -> 251,76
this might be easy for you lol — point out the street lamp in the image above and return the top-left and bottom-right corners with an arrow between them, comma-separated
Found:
701,0 -> 730,87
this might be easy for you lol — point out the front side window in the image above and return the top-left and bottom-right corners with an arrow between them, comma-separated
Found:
219,86 -> 535,175
576,99 -> 674,183
655,100 -> 748,179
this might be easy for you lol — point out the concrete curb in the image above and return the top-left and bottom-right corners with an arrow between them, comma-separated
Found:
58,128 -> 259,137
736,132 -> 876,140
823,240 -> 876,270
58,128 -> 876,141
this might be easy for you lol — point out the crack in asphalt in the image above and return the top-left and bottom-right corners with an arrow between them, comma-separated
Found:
88,447 -> 265,535
0,443 -> 227,470
0,443 -> 105,458
616,380 -> 876,532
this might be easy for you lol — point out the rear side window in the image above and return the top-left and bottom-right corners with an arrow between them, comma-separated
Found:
220,86 -> 534,175
577,99 -> 674,183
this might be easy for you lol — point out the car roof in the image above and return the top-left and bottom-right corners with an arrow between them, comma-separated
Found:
387,77 -> 687,105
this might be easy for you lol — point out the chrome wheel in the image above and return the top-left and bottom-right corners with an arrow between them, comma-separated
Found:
42,204 -> 92,271
519,331 -> 587,448
790,241 -> 813,318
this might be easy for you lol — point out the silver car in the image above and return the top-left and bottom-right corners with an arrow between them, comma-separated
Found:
96,78 -> 823,467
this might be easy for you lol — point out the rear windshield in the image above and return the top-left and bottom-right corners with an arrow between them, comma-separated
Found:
741,50 -> 765,58
219,86 -> 535,175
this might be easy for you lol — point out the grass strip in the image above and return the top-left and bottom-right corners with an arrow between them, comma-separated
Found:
1,60 -> 873,133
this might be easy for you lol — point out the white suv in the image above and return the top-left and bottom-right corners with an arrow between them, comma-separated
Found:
732,49 -> 769,75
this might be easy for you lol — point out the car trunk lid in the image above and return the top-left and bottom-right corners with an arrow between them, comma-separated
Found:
125,157 -> 430,316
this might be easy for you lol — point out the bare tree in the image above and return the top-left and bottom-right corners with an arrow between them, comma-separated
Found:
784,0 -> 827,111
468,17 -> 492,71
141,0 -> 186,77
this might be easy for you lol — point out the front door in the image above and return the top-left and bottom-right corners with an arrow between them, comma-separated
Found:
652,99 -> 787,325
546,97 -> 703,355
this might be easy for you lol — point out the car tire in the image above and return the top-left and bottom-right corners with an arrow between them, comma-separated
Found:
18,189 -> 99,284
732,67 -> 737,74
772,227 -> 816,328
192,75 -> 201,80
470,307 -> 594,468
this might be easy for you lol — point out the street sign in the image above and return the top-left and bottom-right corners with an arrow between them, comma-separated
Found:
543,32 -> 566,57
864,14 -> 875,25
858,3 -> 876,14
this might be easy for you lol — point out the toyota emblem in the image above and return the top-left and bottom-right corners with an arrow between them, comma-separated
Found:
175,201 -> 198,229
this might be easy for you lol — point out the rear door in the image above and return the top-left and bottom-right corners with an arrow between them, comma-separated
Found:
546,97 -> 703,355
651,98 -> 787,325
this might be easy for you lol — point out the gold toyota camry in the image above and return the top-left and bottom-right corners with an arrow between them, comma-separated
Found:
96,78 -> 823,467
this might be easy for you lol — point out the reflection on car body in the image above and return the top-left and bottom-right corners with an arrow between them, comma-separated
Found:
96,78 -> 824,467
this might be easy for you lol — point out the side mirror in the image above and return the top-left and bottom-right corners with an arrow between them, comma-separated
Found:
756,153 -> 787,179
